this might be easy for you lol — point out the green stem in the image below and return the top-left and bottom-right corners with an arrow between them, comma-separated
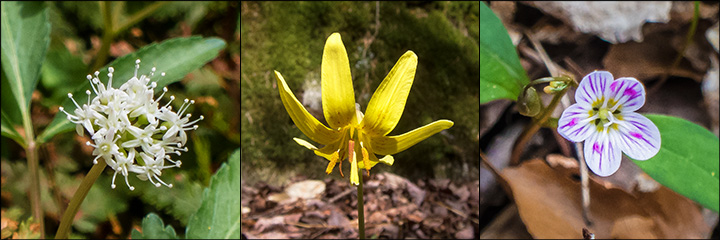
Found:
26,140 -> 43,239
55,160 -> 107,239
113,1 -> 168,34
91,1 -> 115,72
510,86 -> 569,165
357,169 -> 365,239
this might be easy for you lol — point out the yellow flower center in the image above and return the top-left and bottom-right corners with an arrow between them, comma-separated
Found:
598,107 -> 609,120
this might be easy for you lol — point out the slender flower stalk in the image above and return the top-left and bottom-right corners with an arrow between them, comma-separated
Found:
558,71 -> 661,176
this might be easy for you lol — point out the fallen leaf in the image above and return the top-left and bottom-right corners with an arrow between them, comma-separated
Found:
454,223 -> 475,239
254,216 -> 285,233
502,158 -> 710,238
603,32 -> 705,82
285,180 -> 326,200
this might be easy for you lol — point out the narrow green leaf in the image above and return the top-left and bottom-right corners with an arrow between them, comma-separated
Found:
0,1 -> 51,131
631,114 -> 719,212
1,110 -> 25,148
36,36 -> 226,144
480,2 -> 528,103
131,213 -> 178,239
186,148 -> 240,239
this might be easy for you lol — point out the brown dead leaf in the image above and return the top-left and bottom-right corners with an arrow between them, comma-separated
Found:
406,210 -> 425,223
422,217 -> 444,230
603,31 -> 705,82
368,211 -> 389,224
254,216 -> 285,233
449,183 -> 470,202
327,210 -> 350,228
502,158 -> 710,238
455,223 -> 475,239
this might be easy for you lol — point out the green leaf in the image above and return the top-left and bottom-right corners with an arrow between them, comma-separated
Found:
186,148 -> 240,239
36,36 -> 226,144
131,213 -> 178,239
134,172 -> 204,225
479,2 -> 528,104
0,1 -> 50,134
1,110 -> 25,148
631,114 -> 719,213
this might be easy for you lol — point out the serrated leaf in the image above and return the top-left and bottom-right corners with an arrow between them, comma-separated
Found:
631,114 -> 719,212
37,36 -> 226,144
186,148 -> 240,239
131,213 -> 178,239
1,110 -> 25,147
479,2 -> 528,104
0,1 -> 50,134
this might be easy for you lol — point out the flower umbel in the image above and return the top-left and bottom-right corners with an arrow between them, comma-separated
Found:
274,32 -> 454,185
558,71 -> 661,176
59,59 -> 202,190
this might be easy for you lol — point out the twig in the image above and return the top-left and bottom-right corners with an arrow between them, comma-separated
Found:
329,188 -> 355,203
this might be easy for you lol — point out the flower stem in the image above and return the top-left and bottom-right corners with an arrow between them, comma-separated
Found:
357,169 -> 365,239
91,1 -> 114,72
510,86 -> 569,166
55,160 -> 107,239
26,140 -> 44,239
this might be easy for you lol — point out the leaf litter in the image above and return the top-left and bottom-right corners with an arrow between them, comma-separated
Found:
241,173 -> 479,239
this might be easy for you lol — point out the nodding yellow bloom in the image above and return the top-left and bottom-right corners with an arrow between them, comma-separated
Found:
274,32 -> 453,185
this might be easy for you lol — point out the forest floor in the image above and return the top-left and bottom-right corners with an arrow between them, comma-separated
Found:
241,172 -> 479,239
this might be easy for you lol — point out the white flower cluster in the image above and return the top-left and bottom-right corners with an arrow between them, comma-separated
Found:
59,59 -> 203,190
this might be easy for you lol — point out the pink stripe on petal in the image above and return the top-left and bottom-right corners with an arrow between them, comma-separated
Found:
558,104 -> 594,142
617,113 -> 660,160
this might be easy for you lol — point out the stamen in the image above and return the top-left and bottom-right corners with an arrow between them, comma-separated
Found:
108,67 -> 114,87
134,59 -> 141,77
111,171 -> 118,189
68,93 -> 82,109
361,142 -> 370,171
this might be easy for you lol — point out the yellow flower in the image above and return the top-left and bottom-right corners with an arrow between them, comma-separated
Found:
274,32 -> 454,185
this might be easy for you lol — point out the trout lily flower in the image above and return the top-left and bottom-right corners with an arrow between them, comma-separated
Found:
59,59 -> 202,190
558,71 -> 660,176
274,32 -> 453,185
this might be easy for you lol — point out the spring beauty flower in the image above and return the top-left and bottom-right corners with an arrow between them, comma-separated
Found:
558,71 -> 661,176
274,32 -> 453,185
59,59 -> 203,190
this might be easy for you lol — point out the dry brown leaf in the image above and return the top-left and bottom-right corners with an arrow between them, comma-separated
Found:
254,215 -> 285,233
502,158 -> 710,239
454,223 -> 475,239
602,31 -> 705,82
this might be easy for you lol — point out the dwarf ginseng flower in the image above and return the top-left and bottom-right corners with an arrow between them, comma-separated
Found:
558,71 -> 661,176
59,59 -> 203,190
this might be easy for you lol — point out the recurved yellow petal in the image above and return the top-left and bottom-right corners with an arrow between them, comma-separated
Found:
322,32 -> 357,129
293,137 -> 318,150
370,119 -> 453,155
361,51 -> 418,136
275,70 -> 340,145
